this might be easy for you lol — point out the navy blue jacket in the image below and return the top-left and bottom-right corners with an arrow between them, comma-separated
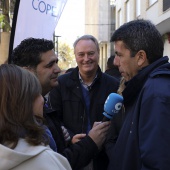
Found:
108,56 -> 170,170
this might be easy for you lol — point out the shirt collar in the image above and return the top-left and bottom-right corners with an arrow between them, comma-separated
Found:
79,72 -> 98,90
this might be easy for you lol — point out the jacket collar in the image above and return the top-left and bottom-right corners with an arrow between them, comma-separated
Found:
64,66 -> 102,98
122,56 -> 169,105
70,66 -> 102,79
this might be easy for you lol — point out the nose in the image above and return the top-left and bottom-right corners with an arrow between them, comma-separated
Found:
113,56 -> 120,67
84,54 -> 90,61
54,64 -> 61,74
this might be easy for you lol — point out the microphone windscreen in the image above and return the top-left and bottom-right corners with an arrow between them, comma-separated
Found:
102,93 -> 123,121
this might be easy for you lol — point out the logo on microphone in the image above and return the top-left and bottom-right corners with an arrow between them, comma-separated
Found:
103,93 -> 123,119
114,102 -> 123,113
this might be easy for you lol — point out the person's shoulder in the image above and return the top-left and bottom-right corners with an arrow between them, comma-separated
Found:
150,62 -> 170,78
105,68 -> 121,78
36,148 -> 72,169
102,72 -> 119,83
142,63 -> 170,97
58,67 -> 78,82
12,139 -> 71,169
58,72 -> 71,81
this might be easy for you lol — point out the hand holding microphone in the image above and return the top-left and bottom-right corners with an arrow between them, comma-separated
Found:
88,121 -> 111,149
102,93 -> 123,122
70,93 -> 123,149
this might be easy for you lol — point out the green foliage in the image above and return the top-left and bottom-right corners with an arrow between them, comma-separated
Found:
0,14 -> 5,29
58,42 -> 75,70
0,0 -> 16,32
0,14 -> 11,31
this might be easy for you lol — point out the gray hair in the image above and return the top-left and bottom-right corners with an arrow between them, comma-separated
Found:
73,35 -> 100,52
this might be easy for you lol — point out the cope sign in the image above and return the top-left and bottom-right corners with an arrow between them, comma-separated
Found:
32,0 -> 58,17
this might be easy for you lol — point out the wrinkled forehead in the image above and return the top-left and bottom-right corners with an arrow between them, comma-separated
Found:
74,39 -> 99,53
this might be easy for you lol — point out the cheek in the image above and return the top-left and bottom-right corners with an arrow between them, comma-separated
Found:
94,56 -> 99,62
120,60 -> 126,68
75,58 -> 83,65
114,57 -> 119,65
33,96 -> 44,116
40,73 -> 50,82
36,72 -> 46,82
121,58 -> 130,67
37,102 -> 44,116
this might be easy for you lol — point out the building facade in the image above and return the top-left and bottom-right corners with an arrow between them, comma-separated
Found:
85,0 -> 115,71
84,0 -> 170,71
115,0 -> 170,58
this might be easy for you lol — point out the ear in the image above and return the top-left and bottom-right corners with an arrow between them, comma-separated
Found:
136,50 -> 149,68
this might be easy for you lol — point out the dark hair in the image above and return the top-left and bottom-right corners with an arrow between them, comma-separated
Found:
105,55 -> 121,79
106,55 -> 115,69
11,38 -> 54,68
0,64 -> 48,148
110,19 -> 164,64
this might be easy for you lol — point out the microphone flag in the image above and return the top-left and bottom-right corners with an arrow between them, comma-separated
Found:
8,0 -> 68,63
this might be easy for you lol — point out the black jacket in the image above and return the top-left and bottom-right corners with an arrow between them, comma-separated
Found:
49,66 -> 119,170
44,104 -> 98,170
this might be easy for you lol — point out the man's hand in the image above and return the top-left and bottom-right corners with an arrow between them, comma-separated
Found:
72,134 -> 86,144
88,121 -> 111,149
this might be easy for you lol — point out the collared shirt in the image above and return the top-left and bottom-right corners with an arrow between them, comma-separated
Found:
79,72 -> 98,134
79,72 -> 98,91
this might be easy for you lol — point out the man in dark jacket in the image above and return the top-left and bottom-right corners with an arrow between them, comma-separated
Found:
107,19 -> 170,170
11,37 -> 111,170
49,35 -> 119,170
105,55 -> 121,80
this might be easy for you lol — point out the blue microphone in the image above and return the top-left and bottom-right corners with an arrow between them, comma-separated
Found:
102,93 -> 123,121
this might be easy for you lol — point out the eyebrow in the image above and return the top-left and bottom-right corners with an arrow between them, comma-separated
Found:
46,59 -> 58,66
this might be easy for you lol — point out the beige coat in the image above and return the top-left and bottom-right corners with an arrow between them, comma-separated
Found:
0,139 -> 72,170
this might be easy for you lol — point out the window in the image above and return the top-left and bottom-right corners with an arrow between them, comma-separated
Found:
163,0 -> 170,11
